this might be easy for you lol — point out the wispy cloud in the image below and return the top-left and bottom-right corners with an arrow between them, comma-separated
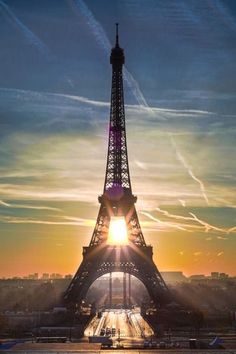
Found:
0,215 -> 94,226
0,200 -> 10,207
0,199 -> 61,212
70,0 -> 152,111
208,0 -> 236,33
217,251 -> 224,257
227,226 -> 236,233
189,212 -> 227,233
0,87 -> 215,132
0,87 -> 109,107
170,134 -> 210,205
0,0 -> 49,56
179,199 -> 186,207
193,251 -> 202,256
140,211 -> 189,232
150,207 -> 236,235
134,160 -> 147,170
0,184 -> 98,204
217,236 -> 228,240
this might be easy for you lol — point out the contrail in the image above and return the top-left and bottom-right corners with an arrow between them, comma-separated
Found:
156,207 -> 195,222
207,0 -> 236,33
140,211 -> 188,232
70,0 -> 151,110
0,215 -> 93,226
170,134 -> 210,205
179,199 -> 186,207
0,199 -> 61,212
0,200 -> 10,207
189,212 -> 227,233
0,0 -> 49,56
155,206 -> 231,234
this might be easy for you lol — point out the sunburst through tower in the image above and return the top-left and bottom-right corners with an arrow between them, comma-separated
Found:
108,216 -> 128,245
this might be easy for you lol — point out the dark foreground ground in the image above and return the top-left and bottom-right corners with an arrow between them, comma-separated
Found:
1,345 -> 236,354
0,341 -> 236,353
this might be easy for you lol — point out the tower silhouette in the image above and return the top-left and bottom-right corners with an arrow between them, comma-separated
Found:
64,24 -> 171,308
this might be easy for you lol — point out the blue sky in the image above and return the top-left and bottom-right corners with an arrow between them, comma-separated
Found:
0,0 -> 236,277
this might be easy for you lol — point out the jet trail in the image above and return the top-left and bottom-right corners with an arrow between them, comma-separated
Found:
208,0 -> 236,33
189,212 -> 222,233
228,226 -> 236,233
170,134 -> 210,205
140,211 -> 188,232
156,207 -> 195,222
0,215 -> 92,226
0,0 -> 49,56
0,199 -> 61,212
156,206 -> 231,234
0,200 -> 10,207
71,0 -> 151,110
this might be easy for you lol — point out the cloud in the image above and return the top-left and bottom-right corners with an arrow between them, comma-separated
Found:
189,212 -> 228,234
179,199 -> 186,207
153,207 -> 235,235
0,200 -> 10,207
217,251 -> 224,257
0,215 -> 94,226
70,0 -> 153,111
193,251 -> 202,256
134,160 -> 147,170
140,211 -> 189,232
170,135 -> 209,205
0,184 -> 99,204
228,226 -> 236,233
208,0 -> 236,33
0,0 -> 49,56
0,87 -> 109,108
0,87 -> 217,136
0,199 -> 61,212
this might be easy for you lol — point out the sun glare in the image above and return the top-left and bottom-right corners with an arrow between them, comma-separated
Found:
108,216 -> 128,245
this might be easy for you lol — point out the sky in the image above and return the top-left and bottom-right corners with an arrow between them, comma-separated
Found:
0,0 -> 236,278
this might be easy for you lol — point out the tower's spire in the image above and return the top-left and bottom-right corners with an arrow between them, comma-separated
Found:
110,23 -> 124,66
116,22 -> 119,47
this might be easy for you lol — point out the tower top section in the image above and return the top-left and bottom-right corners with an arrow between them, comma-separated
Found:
110,23 -> 125,66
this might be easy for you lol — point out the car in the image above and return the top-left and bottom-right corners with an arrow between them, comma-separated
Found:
151,341 -> 157,348
143,340 -> 150,348
159,341 -> 166,349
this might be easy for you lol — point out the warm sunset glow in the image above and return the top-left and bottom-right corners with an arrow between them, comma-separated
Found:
108,217 -> 128,245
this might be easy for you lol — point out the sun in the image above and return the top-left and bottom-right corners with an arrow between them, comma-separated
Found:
108,216 -> 128,245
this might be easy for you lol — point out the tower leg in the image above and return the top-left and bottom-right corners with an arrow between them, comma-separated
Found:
109,272 -> 112,308
128,273 -> 131,308
123,272 -> 127,308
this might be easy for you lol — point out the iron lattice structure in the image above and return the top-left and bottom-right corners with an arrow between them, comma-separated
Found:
64,25 -> 171,308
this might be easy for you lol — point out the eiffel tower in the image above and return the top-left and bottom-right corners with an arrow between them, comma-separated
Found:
64,25 -> 171,308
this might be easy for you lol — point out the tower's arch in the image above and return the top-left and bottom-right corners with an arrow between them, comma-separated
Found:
86,272 -> 149,308
64,244 -> 171,308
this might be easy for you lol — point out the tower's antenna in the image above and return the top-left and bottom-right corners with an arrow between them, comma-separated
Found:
116,22 -> 119,47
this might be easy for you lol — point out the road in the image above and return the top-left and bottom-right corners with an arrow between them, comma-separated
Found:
85,308 -> 153,342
